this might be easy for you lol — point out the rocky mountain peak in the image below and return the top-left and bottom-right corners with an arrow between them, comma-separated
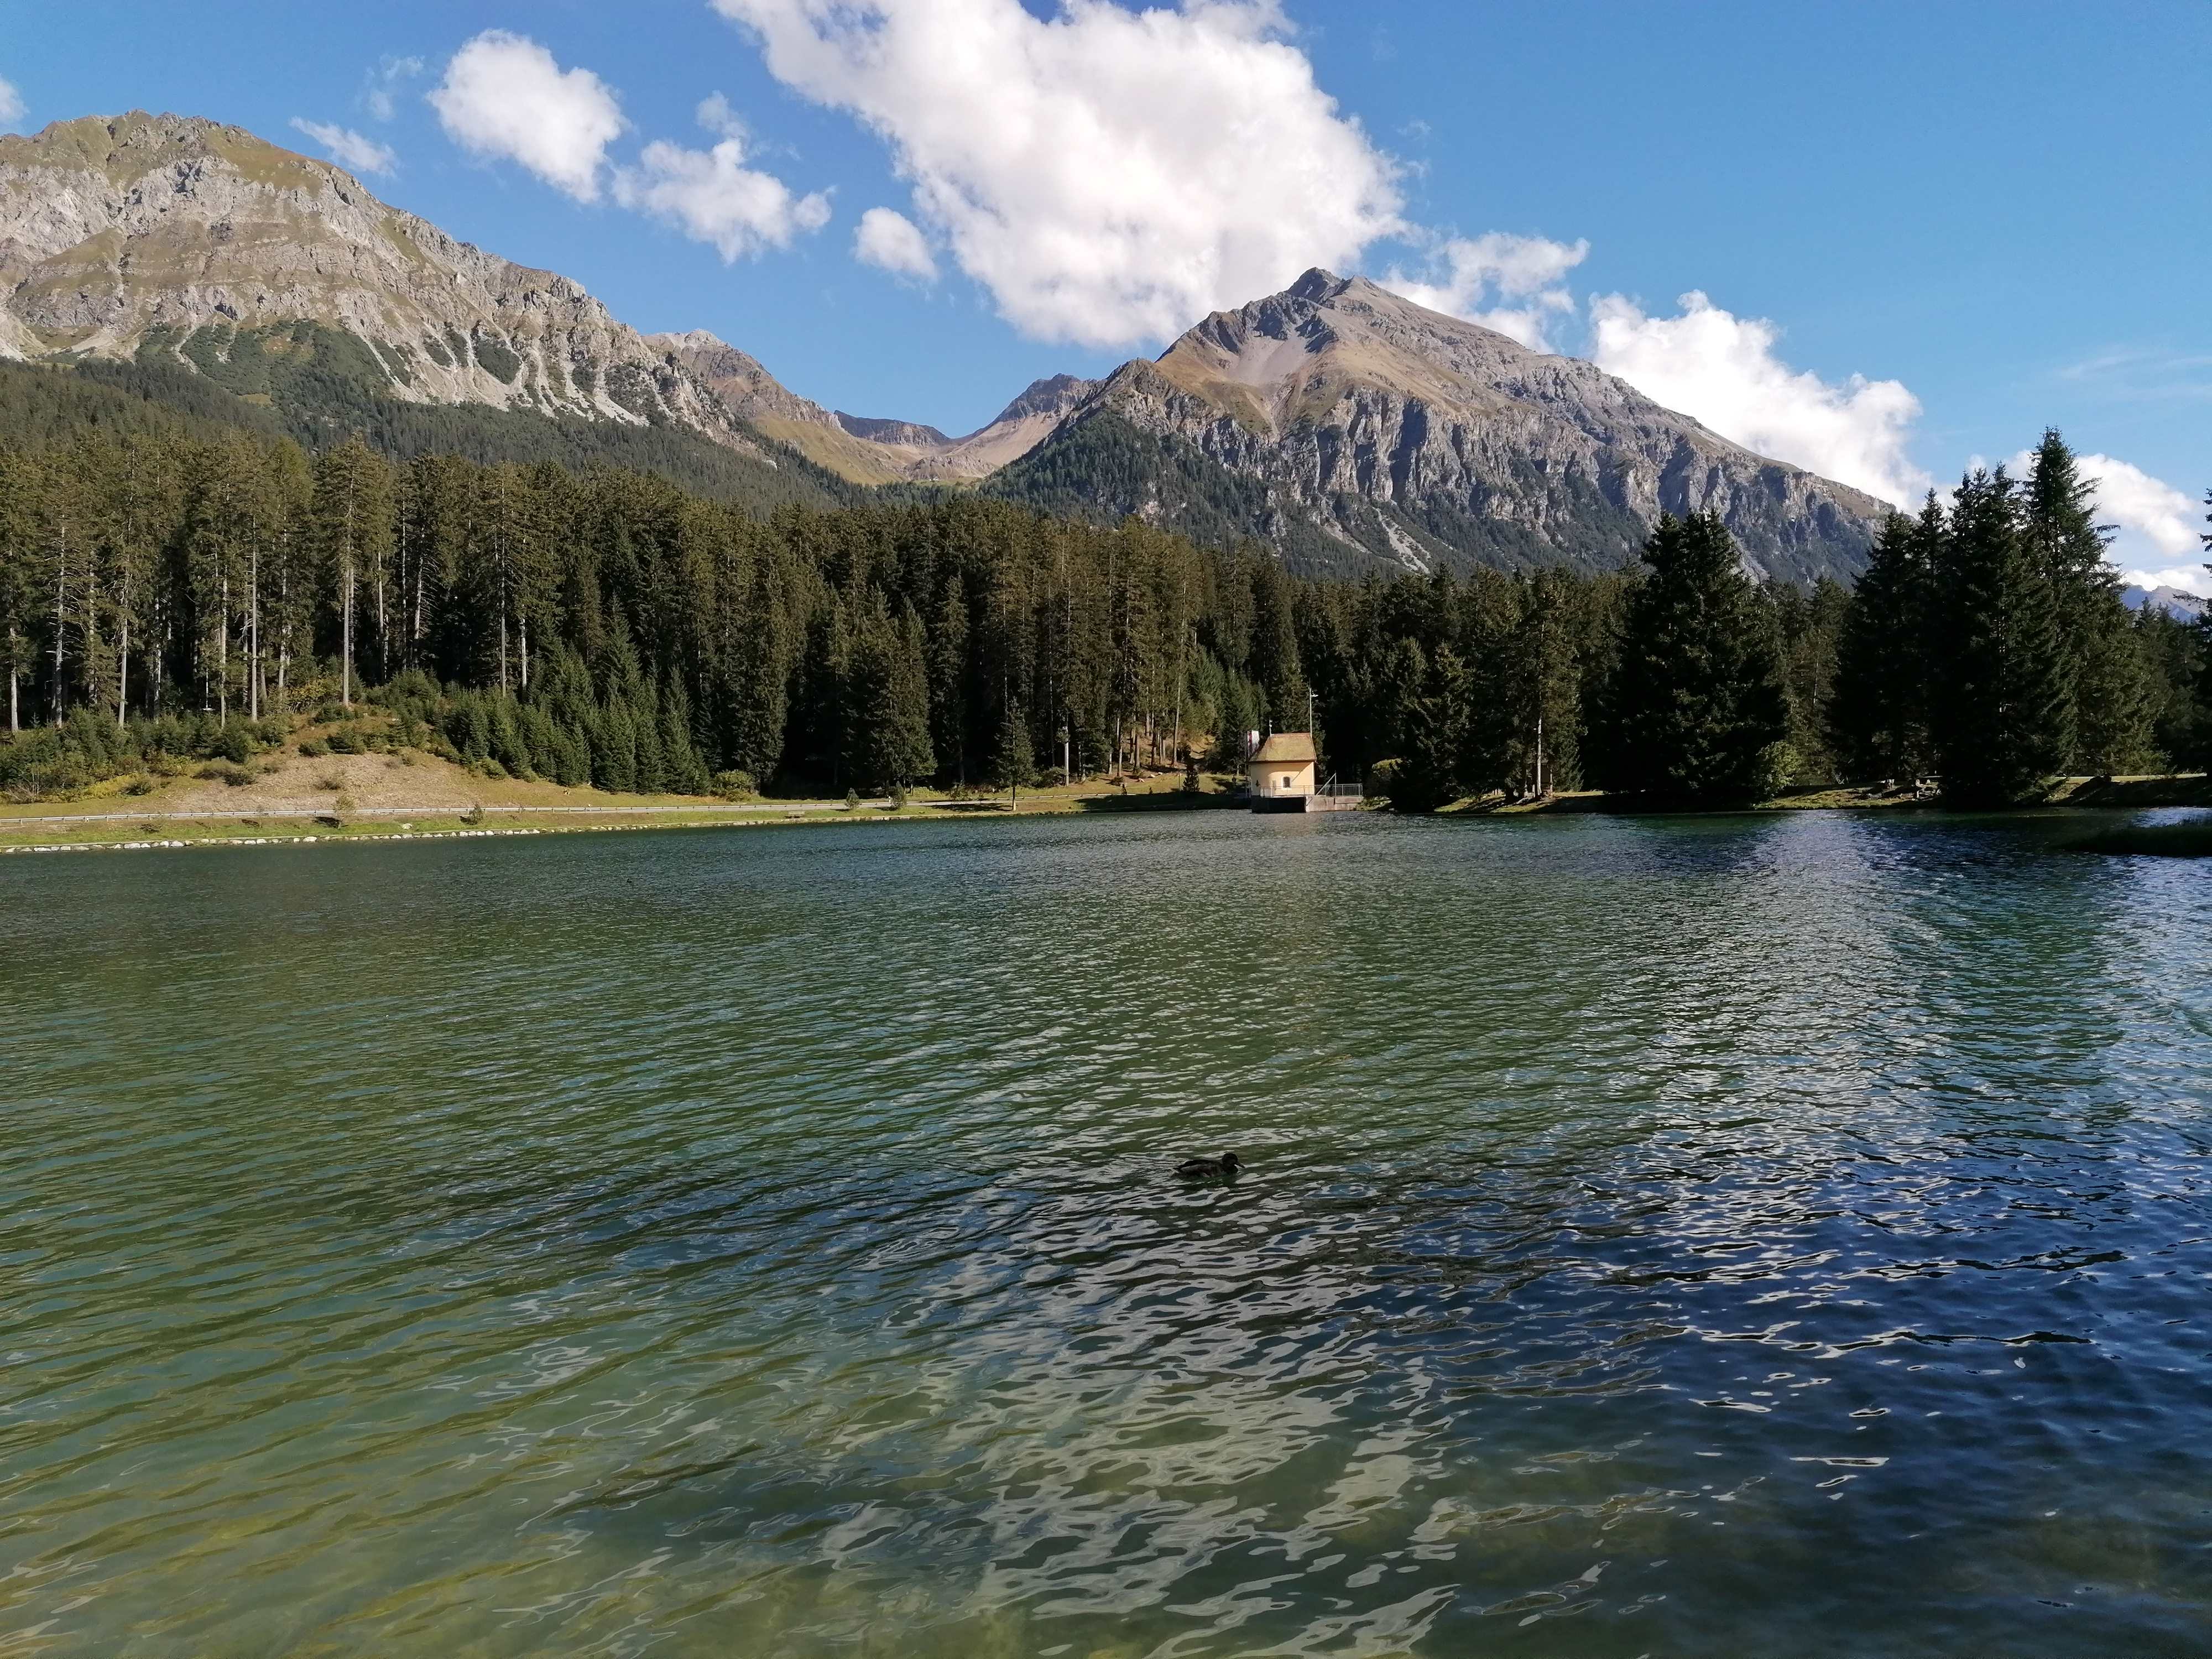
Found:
990,373 -> 1098,426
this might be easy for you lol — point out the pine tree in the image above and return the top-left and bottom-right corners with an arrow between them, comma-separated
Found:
1830,502 -> 1940,780
1934,467 -> 2074,805
310,438 -> 394,709
993,693 -> 1032,805
1600,512 -> 1790,802
881,602 -> 936,787
2023,430 -> 2148,772
1390,643 -> 1472,812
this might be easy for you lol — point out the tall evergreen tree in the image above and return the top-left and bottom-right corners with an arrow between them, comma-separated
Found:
1598,512 -> 1790,802
1390,641 -> 1472,811
1830,502 -> 1940,780
2023,430 -> 2148,772
1933,467 -> 2074,805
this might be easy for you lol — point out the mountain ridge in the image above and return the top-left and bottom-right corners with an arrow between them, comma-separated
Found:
1,110 -> 1885,582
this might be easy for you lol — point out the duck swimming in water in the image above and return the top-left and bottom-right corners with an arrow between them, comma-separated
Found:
1176,1151 -> 1242,1181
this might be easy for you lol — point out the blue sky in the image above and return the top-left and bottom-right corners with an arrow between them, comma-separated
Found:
3,1 -> 2207,581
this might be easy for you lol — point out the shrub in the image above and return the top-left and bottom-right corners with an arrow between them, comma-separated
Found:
710,769 -> 756,801
298,738 -> 330,758
213,721 -> 256,764
333,792 -> 356,814
1750,742 -> 1800,802
315,771 -> 345,792
325,727 -> 362,755
844,789 -> 859,812
197,761 -> 252,788
889,782 -> 909,812
123,775 -> 157,797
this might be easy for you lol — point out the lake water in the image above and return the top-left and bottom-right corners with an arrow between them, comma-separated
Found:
4,808 -> 2210,1657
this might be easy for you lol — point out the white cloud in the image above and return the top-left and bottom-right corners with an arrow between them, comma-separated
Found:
2077,453 -> 2200,559
1589,291 -> 1931,507
429,30 -> 627,203
365,56 -> 425,123
2027,450 -> 2205,593
0,76 -> 24,126
854,206 -> 937,281
1996,446 -> 2203,592
1383,232 -> 1588,350
712,0 -> 1406,348
290,118 -> 399,178
611,100 -> 830,261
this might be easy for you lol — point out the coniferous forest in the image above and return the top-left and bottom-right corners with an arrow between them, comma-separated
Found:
0,396 -> 2204,811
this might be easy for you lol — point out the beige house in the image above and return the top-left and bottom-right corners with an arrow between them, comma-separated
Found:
1248,732 -> 1318,802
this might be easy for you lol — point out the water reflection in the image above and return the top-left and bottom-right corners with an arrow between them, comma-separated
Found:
2,809 -> 2208,1655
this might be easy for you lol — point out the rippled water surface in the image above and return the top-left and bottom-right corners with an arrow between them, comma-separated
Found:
5,810 -> 2211,1656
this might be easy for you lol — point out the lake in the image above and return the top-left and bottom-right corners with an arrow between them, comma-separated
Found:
4,809 -> 2209,1656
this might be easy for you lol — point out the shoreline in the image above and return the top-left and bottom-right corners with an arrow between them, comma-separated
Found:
0,788 -> 1246,857
2,775 -> 2206,858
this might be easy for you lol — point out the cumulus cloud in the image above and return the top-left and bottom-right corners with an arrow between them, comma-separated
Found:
1383,232 -> 1588,350
290,118 -> 398,178
1590,291 -> 1931,507
0,76 -> 24,126
429,30 -> 627,202
611,96 -> 830,261
2077,453 -> 2201,559
854,206 -> 937,281
2007,450 -> 2206,593
712,0 -> 1406,347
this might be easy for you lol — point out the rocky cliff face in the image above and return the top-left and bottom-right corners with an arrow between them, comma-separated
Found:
0,113 -> 761,446
1018,270 -> 1886,582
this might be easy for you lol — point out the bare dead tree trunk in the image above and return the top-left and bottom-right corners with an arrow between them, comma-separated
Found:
50,525 -> 67,726
116,597 -> 129,730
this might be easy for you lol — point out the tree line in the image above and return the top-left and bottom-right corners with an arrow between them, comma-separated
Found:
0,421 -> 2203,808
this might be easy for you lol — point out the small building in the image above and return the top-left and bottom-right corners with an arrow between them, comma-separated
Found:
1248,732 -> 1318,809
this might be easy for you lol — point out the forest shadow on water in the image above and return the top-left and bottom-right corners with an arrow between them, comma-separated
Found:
2,808 -> 2209,1657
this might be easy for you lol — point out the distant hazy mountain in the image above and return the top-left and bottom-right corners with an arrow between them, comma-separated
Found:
2124,585 -> 2207,620
649,328 -> 1095,486
1,112 -> 1886,581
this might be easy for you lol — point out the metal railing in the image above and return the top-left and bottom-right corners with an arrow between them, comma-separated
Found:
1317,777 -> 1365,800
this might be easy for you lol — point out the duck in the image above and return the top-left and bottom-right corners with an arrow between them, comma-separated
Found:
1176,1151 -> 1243,1181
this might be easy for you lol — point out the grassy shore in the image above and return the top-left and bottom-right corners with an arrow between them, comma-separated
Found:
0,767 -> 1244,855
5,739 -> 2205,858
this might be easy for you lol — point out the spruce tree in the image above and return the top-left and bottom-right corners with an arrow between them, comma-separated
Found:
1831,502 -> 1940,780
2023,430 -> 2147,772
1600,512 -> 1790,802
1933,467 -> 2074,805
993,694 -> 1032,803
1390,643 -> 1472,812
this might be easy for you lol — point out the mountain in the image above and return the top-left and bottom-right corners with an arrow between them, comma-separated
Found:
1,113 -> 743,432
0,113 -> 1885,583
992,270 -> 1887,583
2124,585 -> 2207,621
648,327 -> 1093,487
